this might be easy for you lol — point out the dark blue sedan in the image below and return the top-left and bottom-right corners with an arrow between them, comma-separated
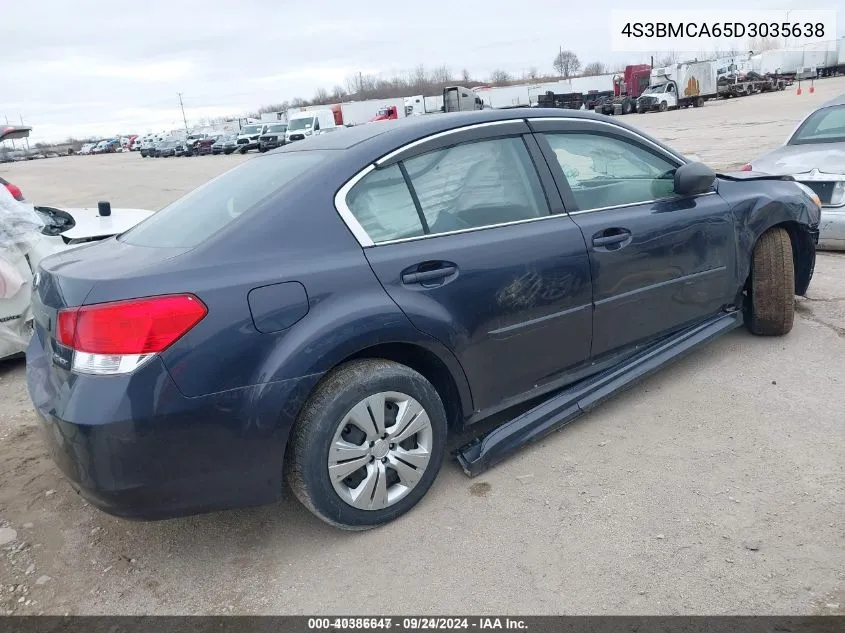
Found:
26,108 -> 819,529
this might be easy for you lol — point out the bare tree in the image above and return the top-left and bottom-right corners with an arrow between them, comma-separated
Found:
258,103 -> 288,114
345,75 -> 361,96
430,64 -> 452,85
312,87 -> 330,104
746,36 -> 781,53
489,69 -> 511,85
526,66 -> 539,80
331,85 -> 347,101
657,50 -> 680,67
461,68 -> 472,83
553,50 -> 581,78
583,61 -> 607,76
290,97 -> 307,108
412,64 -> 428,89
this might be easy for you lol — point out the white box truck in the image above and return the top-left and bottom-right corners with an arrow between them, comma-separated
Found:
637,61 -> 717,112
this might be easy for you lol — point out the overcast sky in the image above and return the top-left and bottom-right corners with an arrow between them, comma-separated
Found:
3,0 -> 843,142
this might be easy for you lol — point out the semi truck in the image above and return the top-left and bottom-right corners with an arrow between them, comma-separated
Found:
594,64 -> 651,115
443,86 -> 484,112
637,61 -> 717,112
300,99 -> 406,127
370,105 -> 399,121
403,94 -> 445,116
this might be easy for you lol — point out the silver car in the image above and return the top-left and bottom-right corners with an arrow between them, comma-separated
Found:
744,93 -> 845,251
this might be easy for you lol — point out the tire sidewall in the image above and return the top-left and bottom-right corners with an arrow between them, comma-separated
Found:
292,362 -> 447,528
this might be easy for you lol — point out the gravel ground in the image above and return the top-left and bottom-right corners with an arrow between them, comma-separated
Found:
1,78 -> 844,615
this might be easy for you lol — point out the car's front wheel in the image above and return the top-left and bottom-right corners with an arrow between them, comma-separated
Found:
286,359 -> 447,529
745,227 -> 795,336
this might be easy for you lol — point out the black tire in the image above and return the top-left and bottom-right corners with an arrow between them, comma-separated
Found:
745,228 -> 795,336
622,100 -> 633,115
658,101 -> 668,112
286,359 -> 447,530
694,97 -> 704,108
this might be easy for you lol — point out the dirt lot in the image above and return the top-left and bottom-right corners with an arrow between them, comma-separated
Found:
1,79 -> 844,615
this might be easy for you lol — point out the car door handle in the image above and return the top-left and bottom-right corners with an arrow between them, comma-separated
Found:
592,230 -> 631,247
401,265 -> 457,285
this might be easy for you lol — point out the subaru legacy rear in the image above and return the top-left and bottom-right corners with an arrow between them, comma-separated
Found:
26,150 -> 333,518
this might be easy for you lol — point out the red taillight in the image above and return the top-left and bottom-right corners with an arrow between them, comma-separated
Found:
740,163 -> 752,171
57,294 -> 207,355
4,182 -> 23,201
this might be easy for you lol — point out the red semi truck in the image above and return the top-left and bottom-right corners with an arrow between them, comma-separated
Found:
594,64 -> 652,115
371,105 -> 399,121
327,101 -> 402,126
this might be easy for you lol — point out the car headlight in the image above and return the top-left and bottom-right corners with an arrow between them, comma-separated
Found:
831,181 -> 845,207
794,182 -> 822,223
795,182 -> 821,208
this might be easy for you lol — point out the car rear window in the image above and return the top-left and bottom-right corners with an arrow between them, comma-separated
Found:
120,152 -> 326,248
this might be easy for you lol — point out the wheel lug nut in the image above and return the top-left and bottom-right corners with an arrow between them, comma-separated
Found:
389,444 -> 395,449
381,457 -> 388,463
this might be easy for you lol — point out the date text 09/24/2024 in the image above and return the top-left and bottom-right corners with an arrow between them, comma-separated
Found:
307,618 -> 527,630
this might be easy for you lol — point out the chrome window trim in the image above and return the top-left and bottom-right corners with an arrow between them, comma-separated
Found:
333,116 -> 696,247
530,116 -> 689,164
359,213 -> 562,247
374,120 -> 518,166
567,191 -> 717,215
334,163 -> 377,247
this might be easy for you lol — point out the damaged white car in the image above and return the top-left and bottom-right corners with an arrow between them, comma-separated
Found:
1,126 -> 153,360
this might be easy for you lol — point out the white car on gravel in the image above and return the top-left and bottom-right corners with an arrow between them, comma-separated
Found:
1,127 -> 153,360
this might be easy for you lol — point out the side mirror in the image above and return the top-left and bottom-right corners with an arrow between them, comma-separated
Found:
674,162 -> 716,196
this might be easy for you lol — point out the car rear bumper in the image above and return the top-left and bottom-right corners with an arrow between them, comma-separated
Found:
26,333 -> 321,519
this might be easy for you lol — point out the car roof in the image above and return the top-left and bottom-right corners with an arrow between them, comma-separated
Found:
275,107 -> 659,153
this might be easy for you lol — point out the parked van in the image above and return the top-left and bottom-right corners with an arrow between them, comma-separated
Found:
284,109 -> 337,143
236,122 -> 268,154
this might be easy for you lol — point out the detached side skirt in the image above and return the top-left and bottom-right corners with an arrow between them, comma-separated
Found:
455,310 -> 744,477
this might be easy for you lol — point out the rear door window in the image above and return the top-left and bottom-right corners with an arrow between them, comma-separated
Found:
120,152 -> 326,248
346,165 -> 425,242
343,136 -> 548,243
403,137 -> 548,234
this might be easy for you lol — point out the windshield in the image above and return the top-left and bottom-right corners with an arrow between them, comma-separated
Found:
120,152 -> 328,248
643,85 -> 665,94
288,117 -> 313,131
241,125 -> 262,135
789,105 -> 845,145
267,124 -> 287,133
